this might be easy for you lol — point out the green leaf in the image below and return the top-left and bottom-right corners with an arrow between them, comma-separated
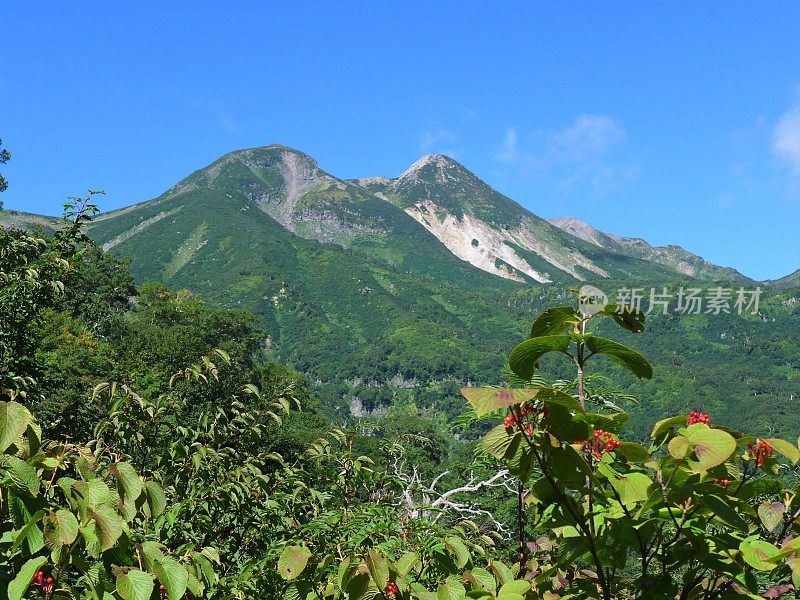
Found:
584,336 -> 653,379
8,556 -> 48,600
110,462 -> 143,502
10,509 -> 44,554
152,557 -> 188,600
703,494 -> 748,532
498,580 -> 532,597
682,425 -> 737,472
445,536 -> 470,569
762,438 -> 800,464
396,552 -> 419,576
0,401 -> 33,453
460,388 -> 540,417
508,336 -> 572,380
366,549 -> 389,588
116,569 -> 154,600
437,577 -> 466,600
278,545 -> 311,581
466,567 -> 495,590
44,509 -> 79,547
529,307 -> 580,337
90,504 -> 126,551
650,416 -> 688,443
599,464 -> 652,507
578,411 -> 629,434
668,436 -> 690,459
739,539 -> 779,571
144,481 -> 166,519
758,501 -> 786,533
617,442 -> 651,463
482,425 -> 521,460
599,304 -> 646,333
534,388 -> 584,413
2,455 -> 39,496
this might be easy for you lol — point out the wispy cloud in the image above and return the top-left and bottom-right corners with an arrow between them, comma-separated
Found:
773,109 -> 800,175
218,114 -> 238,133
495,114 -> 635,195
419,126 -> 460,157
420,127 -> 457,151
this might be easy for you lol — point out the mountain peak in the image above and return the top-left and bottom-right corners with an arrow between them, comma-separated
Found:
397,154 -> 461,180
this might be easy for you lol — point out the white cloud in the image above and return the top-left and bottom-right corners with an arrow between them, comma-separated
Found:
494,114 -> 634,195
420,127 -> 458,153
773,109 -> 800,175
550,115 -> 626,162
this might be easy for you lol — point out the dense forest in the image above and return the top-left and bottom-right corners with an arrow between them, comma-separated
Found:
2,196 -> 800,599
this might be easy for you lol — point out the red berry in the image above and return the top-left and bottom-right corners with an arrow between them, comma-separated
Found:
47,577 -> 54,585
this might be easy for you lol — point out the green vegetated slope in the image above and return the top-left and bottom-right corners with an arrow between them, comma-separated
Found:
85,145 -> 800,439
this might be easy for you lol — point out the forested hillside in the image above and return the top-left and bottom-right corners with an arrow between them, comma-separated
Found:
4,202 -> 800,598
65,145 -> 800,440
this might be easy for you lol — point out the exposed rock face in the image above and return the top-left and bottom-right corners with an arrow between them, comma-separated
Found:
547,216 -> 748,282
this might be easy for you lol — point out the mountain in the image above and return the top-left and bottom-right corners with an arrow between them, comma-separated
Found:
8,145 -> 799,438
773,268 -> 800,288
355,154 -> 749,284
0,210 -> 59,233
547,216 -> 750,283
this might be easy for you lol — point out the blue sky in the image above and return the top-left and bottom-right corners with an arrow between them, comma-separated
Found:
2,2 -> 800,280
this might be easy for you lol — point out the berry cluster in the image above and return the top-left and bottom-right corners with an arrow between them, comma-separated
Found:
32,570 -> 55,596
502,404 -> 548,429
580,429 -> 621,460
748,439 -> 774,466
713,479 -> 733,486
384,581 -> 399,599
687,411 -> 710,425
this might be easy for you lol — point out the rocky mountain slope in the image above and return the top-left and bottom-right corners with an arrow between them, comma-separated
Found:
9,145 -> 799,439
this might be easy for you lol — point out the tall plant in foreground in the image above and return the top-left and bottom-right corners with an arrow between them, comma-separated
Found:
462,302 -> 800,599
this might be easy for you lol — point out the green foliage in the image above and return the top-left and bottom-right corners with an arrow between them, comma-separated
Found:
461,302 -> 800,599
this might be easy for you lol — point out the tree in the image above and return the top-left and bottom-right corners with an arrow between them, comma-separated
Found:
0,137 -> 10,208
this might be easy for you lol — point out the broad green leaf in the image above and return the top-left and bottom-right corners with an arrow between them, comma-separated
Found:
10,509 -> 44,554
578,411 -> 628,434
73,479 -> 111,510
498,580 -> 532,597
445,536 -> 470,568
599,304 -> 646,333
668,436 -> 690,459
467,567 -> 495,591
8,556 -> 48,600
144,481 -> 166,519
703,494 -> 748,532
488,560 -> 515,586
44,509 -> 79,547
535,387 -> 584,413
278,545 -> 311,581
508,336 -> 572,380
0,401 -> 33,453
763,438 -> 800,464
482,425 -> 521,460
758,501 -> 786,533
460,388 -> 540,417
1,455 -> 39,495
90,505 -> 126,551
682,425 -> 737,472
650,415 -> 688,443
617,442 -> 651,462
585,336 -> 653,379
396,552 -> 419,576
739,539 -> 779,571
437,577 -> 466,600
529,307 -> 580,337
116,569 -> 154,600
152,557 -> 188,600
110,462 -> 143,502
599,464 -> 652,507
366,549 -> 389,588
